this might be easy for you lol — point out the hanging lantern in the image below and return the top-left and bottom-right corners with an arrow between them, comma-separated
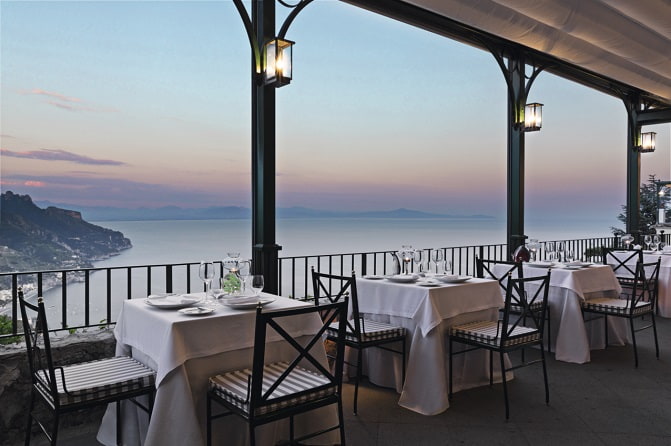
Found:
638,131 -> 656,153
523,102 -> 543,131
264,38 -> 294,87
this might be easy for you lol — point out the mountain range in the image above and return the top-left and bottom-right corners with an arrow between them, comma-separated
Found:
32,201 -> 494,222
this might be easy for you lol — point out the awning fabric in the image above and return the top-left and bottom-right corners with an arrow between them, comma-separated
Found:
401,0 -> 671,106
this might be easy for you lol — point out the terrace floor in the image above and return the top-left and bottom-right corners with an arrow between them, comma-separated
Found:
23,316 -> 671,446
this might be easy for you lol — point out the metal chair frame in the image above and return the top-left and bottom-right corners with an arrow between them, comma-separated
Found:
449,271 -> 551,419
476,257 -> 552,354
18,289 -> 154,446
583,258 -> 660,367
206,301 -> 348,446
311,268 -> 407,415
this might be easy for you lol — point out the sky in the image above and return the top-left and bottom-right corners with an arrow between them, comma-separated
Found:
1,0 -> 670,224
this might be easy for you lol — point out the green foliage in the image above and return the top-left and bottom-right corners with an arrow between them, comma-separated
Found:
612,174 -> 670,235
0,315 -> 22,345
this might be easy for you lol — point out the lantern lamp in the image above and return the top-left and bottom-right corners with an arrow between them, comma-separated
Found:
523,102 -> 543,131
638,131 -> 656,153
264,38 -> 294,87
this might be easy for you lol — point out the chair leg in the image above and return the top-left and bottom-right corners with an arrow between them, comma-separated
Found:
116,401 -> 122,445
401,338 -> 406,385
50,412 -> 59,446
499,351 -> 509,420
448,338 -> 454,400
353,347 -> 363,415
540,344 -> 550,405
24,392 -> 35,446
604,314 -> 609,347
337,398 -> 346,446
249,424 -> 256,446
489,349 -> 493,386
206,394 -> 212,446
630,317 -> 639,368
652,313 -> 660,359
547,308 -> 552,354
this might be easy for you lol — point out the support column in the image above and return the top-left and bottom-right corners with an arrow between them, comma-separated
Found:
624,97 -> 642,240
507,56 -> 526,258
251,0 -> 282,293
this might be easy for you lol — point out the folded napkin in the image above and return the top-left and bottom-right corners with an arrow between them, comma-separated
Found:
664,246 -> 671,253
633,244 -> 642,249
566,260 -> 582,266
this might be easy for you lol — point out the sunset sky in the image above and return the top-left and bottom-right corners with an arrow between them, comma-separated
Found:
1,0 -> 669,223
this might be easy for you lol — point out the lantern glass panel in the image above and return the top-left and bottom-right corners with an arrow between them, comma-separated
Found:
524,103 -> 543,131
640,132 -> 656,152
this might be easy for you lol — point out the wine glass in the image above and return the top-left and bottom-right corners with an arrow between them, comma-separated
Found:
445,260 -> 453,274
250,275 -> 264,297
556,242 -> 565,262
564,249 -> 575,263
432,249 -> 444,274
198,261 -> 215,303
400,245 -> 413,274
413,250 -> 424,274
545,242 -> 556,261
528,239 -> 539,262
653,234 -> 661,251
644,234 -> 652,251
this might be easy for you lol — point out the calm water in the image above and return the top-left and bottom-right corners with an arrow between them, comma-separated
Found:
27,216 -> 617,327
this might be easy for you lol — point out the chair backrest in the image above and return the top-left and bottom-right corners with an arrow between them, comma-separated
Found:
249,300 -> 348,412
311,267 -> 363,339
500,271 -> 551,342
18,288 -> 59,404
628,258 -> 661,314
476,257 -> 523,295
603,247 -> 643,280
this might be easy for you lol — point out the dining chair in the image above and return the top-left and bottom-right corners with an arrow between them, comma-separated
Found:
18,288 -> 156,446
311,268 -> 406,415
582,258 -> 661,367
602,247 -> 643,283
206,300 -> 348,446
476,257 -> 552,354
449,270 -> 551,420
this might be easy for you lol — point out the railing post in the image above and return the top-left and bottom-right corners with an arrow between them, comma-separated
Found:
361,253 -> 367,277
166,265 -> 173,293
61,271 -> 67,329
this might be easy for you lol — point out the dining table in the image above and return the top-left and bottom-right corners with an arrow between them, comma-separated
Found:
492,262 -> 629,364
355,275 -> 509,416
96,293 -> 338,446
609,250 -> 671,317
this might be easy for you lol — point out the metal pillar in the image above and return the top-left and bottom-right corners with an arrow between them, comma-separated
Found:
506,56 -> 526,258
490,50 -> 545,258
624,97 -> 642,240
251,0 -> 282,293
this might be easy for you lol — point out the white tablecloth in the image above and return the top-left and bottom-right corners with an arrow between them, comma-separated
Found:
97,294 -> 338,446
610,250 -> 671,317
493,264 -> 628,363
356,277 -> 507,415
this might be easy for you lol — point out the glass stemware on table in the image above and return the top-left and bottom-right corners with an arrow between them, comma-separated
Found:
653,234 -> 661,251
644,234 -> 653,251
399,245 -> 414,275
545,241 -> 556,262
528,239 -> 539,262
198,261 -> 216,305
249,275 -> 264,296
431,249 -> 444,274
413,250 -> 429,275
556,242 -> 565,262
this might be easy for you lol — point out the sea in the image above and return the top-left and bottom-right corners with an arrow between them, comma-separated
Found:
7,216 -> 618,328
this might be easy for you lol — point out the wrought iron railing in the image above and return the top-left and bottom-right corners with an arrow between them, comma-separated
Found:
0,235 -> 625,340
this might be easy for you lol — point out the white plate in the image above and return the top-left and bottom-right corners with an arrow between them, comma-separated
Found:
222,297 -> 275,310
527,262 -> 555,268
363,275 -> 384,280
386,274 -> 418,283
145,294 -> 202,309
417,281 -> 441,287
437,275 -> 471,283
178,307 -> 215,316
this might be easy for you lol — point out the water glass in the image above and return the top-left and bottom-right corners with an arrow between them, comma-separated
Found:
545,242 -> 556,261
653,235 -> 661,251
528,239 -> 539,262
564,249 -> 575,263
250,275 -> 264,296
198,261 -> 216,303
644,235 -> 652,251
556,242 -> 565,262
413,250 -> 425,274
432,250 -> 444,274
445,260 -> 453,274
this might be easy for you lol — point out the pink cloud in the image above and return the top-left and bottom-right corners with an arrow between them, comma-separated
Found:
24,181 -> 46,187
1,148 -> 126,166
28,88 -> 81,103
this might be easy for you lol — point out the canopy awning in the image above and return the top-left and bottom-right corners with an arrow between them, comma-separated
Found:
345,0 -> 671,108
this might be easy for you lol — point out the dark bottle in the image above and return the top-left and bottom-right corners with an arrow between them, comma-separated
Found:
512,244 -> 531,262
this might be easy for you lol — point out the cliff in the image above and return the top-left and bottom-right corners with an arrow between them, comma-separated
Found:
0,191 -> 131,272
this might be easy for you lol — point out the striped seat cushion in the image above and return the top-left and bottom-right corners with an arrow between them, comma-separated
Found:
582,297 -> 652,316
327,319 -> 405,342
35,356 -> 155,407
209,362 -> 335,417
450,320 -> 540,348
